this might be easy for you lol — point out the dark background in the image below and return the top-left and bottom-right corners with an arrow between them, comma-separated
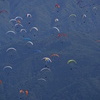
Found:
0,0 -> 100,100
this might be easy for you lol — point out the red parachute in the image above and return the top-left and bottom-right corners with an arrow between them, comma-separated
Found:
55,4 -> 60,8
0,10 -> 8,14
57,33 -> 67,37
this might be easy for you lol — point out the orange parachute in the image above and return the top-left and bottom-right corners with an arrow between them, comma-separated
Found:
19,89 -> 24,94
51,54 -> 59,57
16,20 -> 21,24
25,90 -> 29,96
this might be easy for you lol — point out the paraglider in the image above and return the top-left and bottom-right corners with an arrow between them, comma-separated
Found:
15,16 -> 23,20
42,57 -> 52,62
3,66 -> 12,70
69,14 -> 77,17
16,20 -> 21,24
57,33 -> 67,37
15,23 -> 23,27
19,89 -> 24,94
55,4 -> 60,8
25,90 -> 29,96
27,13 -> 31,17
67,59 -> 77,64
82,14 -> 87,18
6,47 -> 17,52
53,27 -> 60,33
0,80 -> 2,84
6,31 -> 16,35
55,18 -> 59,22
23,38 -> 31,41
20,29 -> 27,33
26,41 -> 33,45
30,27 -> 38,31
51,54 -> 59,57
9,19 -> 16,22
93,6 -> 97,10
38,78 -> 46,82
0,10 -> 8,14
40,67 -> 51,72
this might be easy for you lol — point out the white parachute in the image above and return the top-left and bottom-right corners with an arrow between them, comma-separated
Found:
53,27 -> 60,33
6,31 -> 16,35
6,47 -> 17,52
38,78 -> 46,82
3,66 -> 12,70
27,14 -> 32,18
20,29 -> 27,33
15,16 -> 23,20
30,27 -> 38,32
40,67 -> 51,72
26,41 -> 33,45
15,24 -> 23,27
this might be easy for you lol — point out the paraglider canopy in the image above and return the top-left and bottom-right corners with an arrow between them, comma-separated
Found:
0,80 -> 2,84
55,4 -> 60,8
67,59 -> 77,64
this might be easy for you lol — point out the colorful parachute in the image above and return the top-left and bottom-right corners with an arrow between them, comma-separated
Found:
67,59 -> 77,64
19,89 -> 24,94
3,66 -> 12,70
6,47 -> 17,52
51,54 -> 59,57
42,57 -> 52,62
55,4 -> 60,8
16,20 -> 21,24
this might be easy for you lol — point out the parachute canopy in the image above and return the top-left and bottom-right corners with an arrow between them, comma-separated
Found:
0,10 -> 8,14
3,66 -> 12,70
20,29 -> 27,33
6,47 -> 17,52
55,4 -> 60,8
6,31 -> 16,35
42,57 -> 52,62
57,33 -> 67,37
26,41 -> 33,45
40,67 -> 51,72
27,14 -> 32,18
53,27 -> 60,33
38,78 -> 46,82
51,54 -> 59,57
69,14 -> 76,17
67,59 -> 77,64
30,27 -> 38,31
15,16 -> 23,20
